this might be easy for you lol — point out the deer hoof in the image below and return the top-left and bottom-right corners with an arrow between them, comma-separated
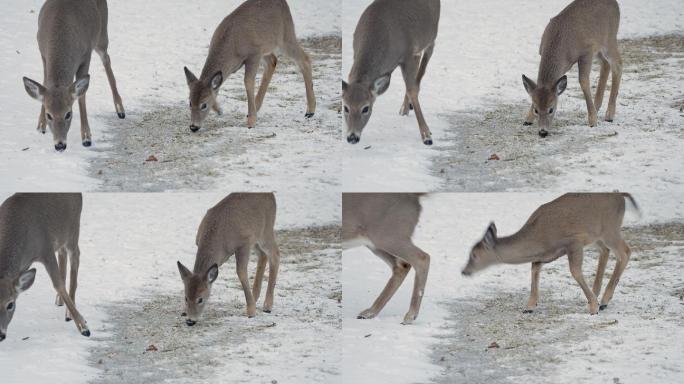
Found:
599,304 -> 608,311
117,112 -> 126,119
82,140 -> 92,147
263,309 -> 272,313
81,329 -> 91,337
605,119 -> 613,123
423,138 -> 433,146
538,129 -> 548,138
305,112 -> 314,118
65,316 -> 72,322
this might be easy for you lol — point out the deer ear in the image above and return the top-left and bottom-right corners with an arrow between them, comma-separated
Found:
483,222 -> 497,249
342,80 -> 348,93
184,66 -> 198,86
23,77 -> 46,102
370,75 -> 391,96
210,72 -> 223,91
70,76 -> 90,99
522,75 -> 536,95
177,261 -> 192,281
16,268 -> 36,293
206,264 -> 219,284
554,75 -> 567,95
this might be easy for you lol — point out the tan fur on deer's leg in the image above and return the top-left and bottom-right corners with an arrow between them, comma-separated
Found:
400,44 -> 434,117
262,239 -> 280,313
399,94 -> 412,116
284,42 -> 316,117
357,249 -> 411,320
252,246 -> 268,302
44,252 -> 89,336
65,245 -> 80,322
524,104 -> 536,125
600,238 -> 630,309
605,46 -> 622,122
578,54 -> 598,127
401,55 -> 432,145
235,245 -> 257,318
567,247 -> 599,315
244,58 -> 259,129
78,95 -> 92,146
594,55 -> 611,113
256,54 -> 277,112
524,262 -> 543,313
97,50 -> 125,118
55,249 -> 67,306
593,241 -> 610,296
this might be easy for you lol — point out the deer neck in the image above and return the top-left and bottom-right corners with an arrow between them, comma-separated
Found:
494,229 -> 548,264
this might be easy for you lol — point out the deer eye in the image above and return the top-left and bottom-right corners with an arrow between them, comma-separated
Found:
6,302 -> 14,311
533,108 -> 538,115
197,298 -> 204,304
362,106 -> 370,114
65,111 -> 72,120
548,108 -> 554,114
343,105 -> 349,113
200,103 -> 208,111
46,113 -> 53,121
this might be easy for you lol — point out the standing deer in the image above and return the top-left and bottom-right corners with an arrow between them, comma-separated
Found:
342,193 -> 430,324
184,0 -> 316,132
522,0 -> 622,138
343,0 -> 440,145
0,193 -> 89,341
22,0 -> 125,151
462,193 -> 638,315
177,193 -> 280,326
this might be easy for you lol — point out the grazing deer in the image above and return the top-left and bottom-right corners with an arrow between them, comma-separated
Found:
184,0 -> 316,132
177,193 -> 280,326
462,193 -> 638,315
522,0 -> 622,138
0,193 -> 89,341
22,0 -> 125,151
343,0 -> 440,145
342,193 -> 430,324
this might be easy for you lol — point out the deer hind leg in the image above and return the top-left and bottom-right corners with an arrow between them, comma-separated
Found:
524,262 -> 543,313
401,56 -> 433,145
64,245 -> 81,322
594,54 -> 611,113
567,246 -> 599,314
95,33 -> 125,119
244,57 -> 260,128
578,54 -> 598,127
357,248 -> 411,320
593,241 -> 610,297
252,245 -> 268,302
400,44 -> 435,117
283,41 -> 316,118
600,237 -> 631,310
235,245 -> 257,317
255,54 -> 278,112
55,249 -> 67,306
43,251 -> 89,336
262,238 -> 280,313
604,44 -> 622,122
380,240 -> 430,324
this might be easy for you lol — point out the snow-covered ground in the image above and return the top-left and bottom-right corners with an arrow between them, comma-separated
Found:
0,0 -> 341,194
342,0 -> 684,194
342,193 -> 684,384
0,192 -> 341,384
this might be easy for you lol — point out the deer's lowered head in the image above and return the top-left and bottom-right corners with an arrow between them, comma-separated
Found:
184,67 -> 223,133
23,76 -> 90,151
342,75 -> 391,144
462,222 -> 501,276
0,269 -> 36,341
177,261 -> 218,326
522,75 -> 567,137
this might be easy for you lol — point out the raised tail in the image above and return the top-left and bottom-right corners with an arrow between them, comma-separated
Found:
622,193 -> 641,217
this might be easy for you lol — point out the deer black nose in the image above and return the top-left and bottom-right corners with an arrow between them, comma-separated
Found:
347,133 -> 360,144
190,125 -> 200,133
538,129 -> 548,138
55,142 -> 67,151
185,319 -> 196,326
0,332 -> 6,341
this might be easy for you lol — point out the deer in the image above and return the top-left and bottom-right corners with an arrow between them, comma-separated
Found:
183,0 -> 316,132
22,0 -> 125,152
462,192 -> 638,315
177,193 -> 280,326
343,0 -> 440,146
342,193 -> 430,324
522,0 -> 622,138
0,193 -> 89,341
